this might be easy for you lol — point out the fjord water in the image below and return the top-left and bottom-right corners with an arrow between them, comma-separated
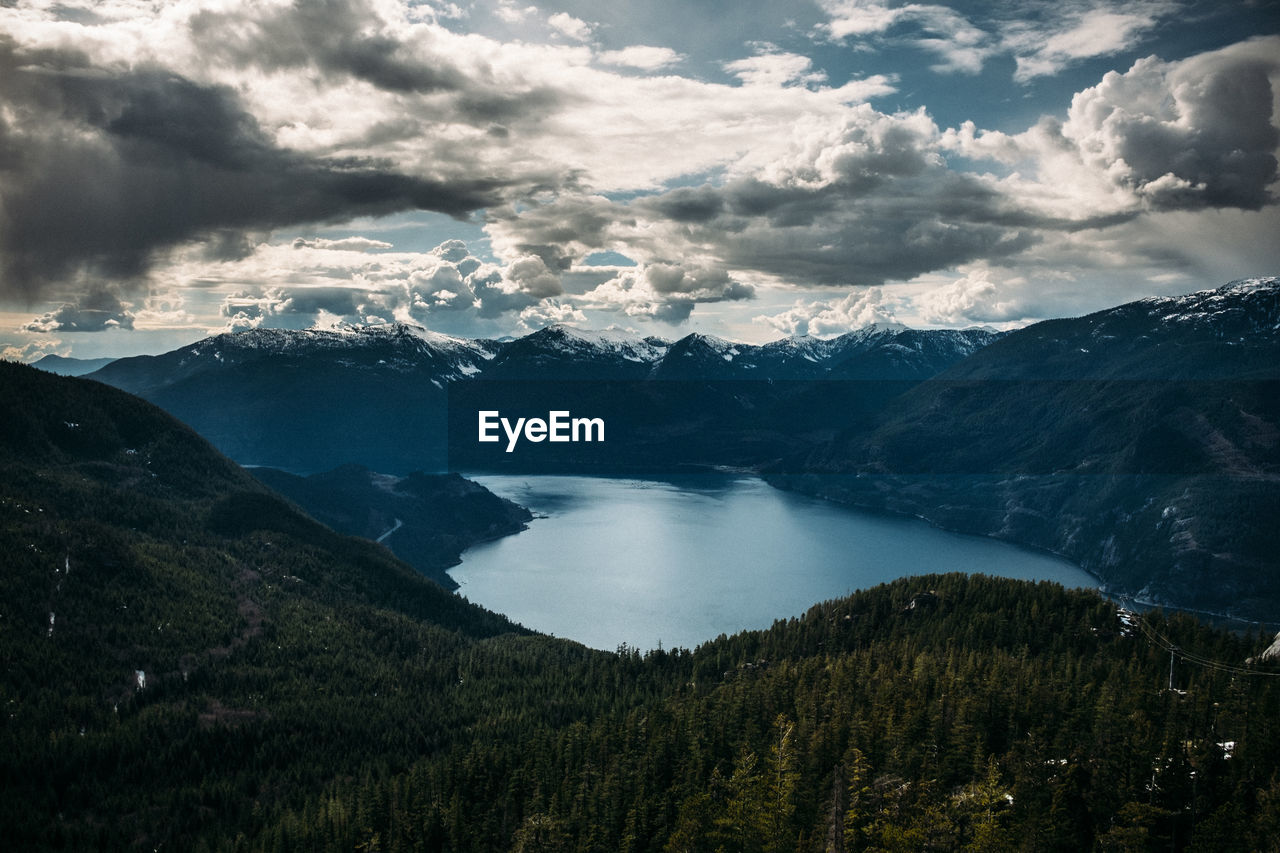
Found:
451,475 -> 1097,651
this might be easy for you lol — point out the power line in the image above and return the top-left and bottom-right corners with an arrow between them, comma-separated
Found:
1132,615 -> 1280,678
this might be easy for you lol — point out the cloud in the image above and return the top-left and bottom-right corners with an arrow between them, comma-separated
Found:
1008,5 -> 1171,81
2,1 -> 1276,342
505,255 -> 565,298
581,263 -> 754,325
202,238 -> 585,330
819,0 -> 1179,80
488,37 -> 1280,299
597,46 -> 683,71
0,40 -> 510,299
817,0 -> 993,74
187,0 -> 471,95
940,38 -> 1280,222
818,0 -> 912,39
495,3 -> 537,25
547,12 -> 593,43
433,239 -> 471,263
754,287 -> 900,337
23,289 -> 136,333
725,49 -> 828,88
272,287 -> 365,317
916,270 -> 1025,325
1057,39 -> 1280,210
292,237 -> 394,252
215,287 -> 368,331
490,105 -> 1041,288
134,291 -> 196,328
518,300 -> 588,330
1,338 -> 67,363
219,298 -> 270,332
405,263 -> 475,313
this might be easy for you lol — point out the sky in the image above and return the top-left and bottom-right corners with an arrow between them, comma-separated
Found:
0,0 -> 1278,359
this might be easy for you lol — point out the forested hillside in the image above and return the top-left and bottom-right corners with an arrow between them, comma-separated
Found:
256,575 -> 1280,852
250,464 -> 532,590
3,362 -> 1279,851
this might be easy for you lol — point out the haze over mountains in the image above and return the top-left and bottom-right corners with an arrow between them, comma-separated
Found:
30,354 -> 117,377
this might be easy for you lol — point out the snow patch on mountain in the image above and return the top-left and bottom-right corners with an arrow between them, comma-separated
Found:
534,324 -> 669,363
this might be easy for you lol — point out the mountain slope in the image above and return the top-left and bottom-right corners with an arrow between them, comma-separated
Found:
89,324 -> 496,472
250,464 -> 531,589
0,361 -> 555,847
771,278 -> 1280,619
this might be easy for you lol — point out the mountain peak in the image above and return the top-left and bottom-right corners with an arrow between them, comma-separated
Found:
1215,276 -> 1280,295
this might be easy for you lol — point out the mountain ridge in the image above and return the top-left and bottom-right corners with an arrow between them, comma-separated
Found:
69,276 -> 1280,618
768,276 -> 1280,620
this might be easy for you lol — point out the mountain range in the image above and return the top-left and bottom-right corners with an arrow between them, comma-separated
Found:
72,277 -> 1280,620
85,321 -> 1000,473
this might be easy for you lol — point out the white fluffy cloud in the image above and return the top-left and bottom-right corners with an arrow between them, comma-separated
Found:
1,338 -> 67,363
582,263 -> 754,325
1008,5 -> 1172,81
292,237 -> 394,252
819,0 -> 1179,79
547,12 -> 593,42
597,46 -> 683,71
1059,39 -> 1280,210
755,288 -> 901,338
916,271 -> 1026,325
518,300 -> 588,331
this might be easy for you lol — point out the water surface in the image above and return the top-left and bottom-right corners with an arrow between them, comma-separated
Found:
451,474 -> 1097,651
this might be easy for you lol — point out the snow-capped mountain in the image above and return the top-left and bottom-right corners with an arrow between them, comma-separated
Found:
87,323 -> 499,474
652,325 -> 1002,380
951,277 -> 1280,381
82,275 -> 1280,481
85,317 -> 1006,473
93,323 -> 497,396
483,324 -> 667,379
650,332 -> 752,379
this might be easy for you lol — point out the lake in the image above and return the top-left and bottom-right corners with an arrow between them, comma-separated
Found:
450,474 -> 1098,651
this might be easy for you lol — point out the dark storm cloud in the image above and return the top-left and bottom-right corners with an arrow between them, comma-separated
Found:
0,38 -> 510,299
187,0 -> 566,125
188,0 -> 468,94
645,186 -> 725,223
272,287 -> 364,316
490,195 -> 629,271
513,169 -> 1048,288
23,287 -> 135,333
